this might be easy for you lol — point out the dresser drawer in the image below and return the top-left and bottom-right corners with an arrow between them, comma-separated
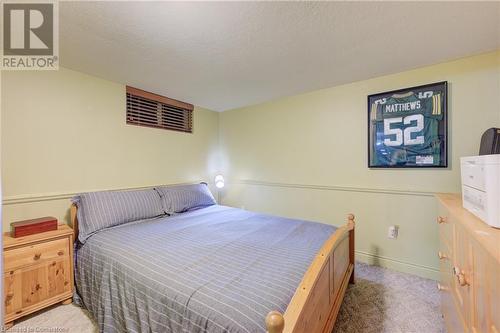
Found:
440,280 -> 466,333
438,242 -> 452,281
439,249 -> 453,293
4,238 -> 69,272
439,247 -> 467,333
438,205 -> 453,250
452,223 -> 472,329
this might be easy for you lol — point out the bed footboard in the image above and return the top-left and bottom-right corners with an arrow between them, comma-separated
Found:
266,214 -> 355,333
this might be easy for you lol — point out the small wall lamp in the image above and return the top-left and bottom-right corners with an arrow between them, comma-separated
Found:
215,175 -> 225,189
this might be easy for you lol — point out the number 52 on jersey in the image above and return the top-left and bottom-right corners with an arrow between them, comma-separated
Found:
368,82 -> 448,168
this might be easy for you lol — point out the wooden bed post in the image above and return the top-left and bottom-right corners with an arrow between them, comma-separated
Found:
266,311 -> 285,333
348,213 -> 355,284
70,203 -> 79,240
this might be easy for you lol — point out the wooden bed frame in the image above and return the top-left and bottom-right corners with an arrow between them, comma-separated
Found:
70,205 -> 355,333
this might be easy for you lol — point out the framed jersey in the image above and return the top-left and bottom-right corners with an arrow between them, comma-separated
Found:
368,81 -> 448,168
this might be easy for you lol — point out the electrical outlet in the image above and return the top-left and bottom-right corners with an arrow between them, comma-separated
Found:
388,225 -> 399,239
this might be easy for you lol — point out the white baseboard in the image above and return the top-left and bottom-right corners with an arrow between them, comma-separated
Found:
355,250 -> 440,281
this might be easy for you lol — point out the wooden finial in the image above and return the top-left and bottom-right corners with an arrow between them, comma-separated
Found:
347,213 -> 355,223
266,311 -> 285,333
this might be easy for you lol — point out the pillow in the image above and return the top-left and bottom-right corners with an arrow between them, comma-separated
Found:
72,188 -> 164,243
154,183 -> 216,214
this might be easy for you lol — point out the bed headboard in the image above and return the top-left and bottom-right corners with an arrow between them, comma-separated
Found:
70,203 -> 79,241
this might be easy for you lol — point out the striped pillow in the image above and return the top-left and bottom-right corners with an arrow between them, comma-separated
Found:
155,183 -> 216,214
72,189 -> 164,243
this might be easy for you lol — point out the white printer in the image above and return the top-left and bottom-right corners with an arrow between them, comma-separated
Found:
460,154 -> 500,228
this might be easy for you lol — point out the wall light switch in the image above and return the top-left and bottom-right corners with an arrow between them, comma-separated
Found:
388,225 -> 399,239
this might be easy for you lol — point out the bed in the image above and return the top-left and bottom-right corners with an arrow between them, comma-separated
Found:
71,185 -> 355,333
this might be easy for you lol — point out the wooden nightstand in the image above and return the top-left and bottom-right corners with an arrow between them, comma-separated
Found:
3,224 -> 74,329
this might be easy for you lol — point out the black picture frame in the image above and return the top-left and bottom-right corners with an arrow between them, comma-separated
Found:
368,81 -> 448,168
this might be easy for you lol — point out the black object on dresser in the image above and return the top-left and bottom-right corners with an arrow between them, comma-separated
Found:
479,127 -> 500,155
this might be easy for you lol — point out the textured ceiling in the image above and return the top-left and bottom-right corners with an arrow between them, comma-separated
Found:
60,2 -> 500,111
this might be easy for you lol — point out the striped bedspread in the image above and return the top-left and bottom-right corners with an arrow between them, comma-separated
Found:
75,205 -> 336,333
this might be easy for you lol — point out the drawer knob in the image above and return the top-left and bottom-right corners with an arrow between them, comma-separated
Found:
33,253 -> 42,260
438,251 -> 448,260
5,292 -> 14,301
57,250 -> 64,256
457,272 -> 469,287
437,216 -> 447,224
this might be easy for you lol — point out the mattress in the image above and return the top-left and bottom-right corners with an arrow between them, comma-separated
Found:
75,205 -> 336,333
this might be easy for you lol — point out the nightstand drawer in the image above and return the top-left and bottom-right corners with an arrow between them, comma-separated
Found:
4,238 -> 69,272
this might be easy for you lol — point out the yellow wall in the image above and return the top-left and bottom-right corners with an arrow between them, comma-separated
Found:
2,52 -> 499,280
1,68 -> 220,229
219,51 -> 500,279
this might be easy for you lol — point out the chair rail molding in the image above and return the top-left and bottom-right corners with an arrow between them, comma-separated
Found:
237,179 -> 436,197
3,180 -> 205,205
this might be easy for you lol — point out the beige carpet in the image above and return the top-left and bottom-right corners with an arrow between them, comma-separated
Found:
333,262 -> 444,333
7,262 -> 444,333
